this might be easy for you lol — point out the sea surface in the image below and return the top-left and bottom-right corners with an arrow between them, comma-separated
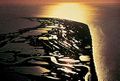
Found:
0,3 -> 120,81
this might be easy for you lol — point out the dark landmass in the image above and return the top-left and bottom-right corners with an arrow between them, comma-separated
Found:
0,17 -> 97,81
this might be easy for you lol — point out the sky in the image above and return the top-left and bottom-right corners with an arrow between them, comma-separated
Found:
0,0 -> 120,5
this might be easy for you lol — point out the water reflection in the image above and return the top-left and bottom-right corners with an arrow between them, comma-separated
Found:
38,3 -> 96,24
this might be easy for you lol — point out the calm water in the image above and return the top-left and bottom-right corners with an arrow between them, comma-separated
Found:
0,3 -> 120,81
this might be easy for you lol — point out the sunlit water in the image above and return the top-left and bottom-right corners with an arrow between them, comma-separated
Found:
0,3 -> 120,81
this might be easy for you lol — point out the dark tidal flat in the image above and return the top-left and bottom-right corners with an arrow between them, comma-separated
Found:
0,17 -> 98,81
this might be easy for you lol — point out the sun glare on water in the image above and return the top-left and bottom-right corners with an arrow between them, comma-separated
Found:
40,3 -> 95,24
